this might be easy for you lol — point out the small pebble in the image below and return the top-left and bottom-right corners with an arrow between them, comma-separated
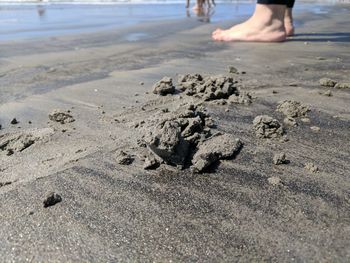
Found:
301,118 -> 310,123
273,153 -> 288,165
268,176 -> 282,186
10,118 -> 19,125
228,66 -> 238,74
310,126 -> 320,132
43,192 -> 62,208
304,162 -> 319,173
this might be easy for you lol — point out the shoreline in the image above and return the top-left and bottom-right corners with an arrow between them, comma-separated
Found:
0,1 -> 343,42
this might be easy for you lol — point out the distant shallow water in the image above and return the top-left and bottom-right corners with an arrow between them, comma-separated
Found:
0,1 -> 344,41
0,2 -> 255,41
1,0 -> 349,4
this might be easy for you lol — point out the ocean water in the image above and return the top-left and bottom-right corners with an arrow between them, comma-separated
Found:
0,0 -> 343,41
0,0 -> 250,4
0,1 -> 259,41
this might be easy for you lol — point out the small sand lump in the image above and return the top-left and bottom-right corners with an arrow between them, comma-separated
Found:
253,115 -> 284,138
143,155 -> 160,170
319,78 -> 337,87
276,100 -> 310,118
268,176 -> 282,186
228,66 -> 238,74
49,109 -> 75,124
283,116 -> 298,127
191,133 -> 242,173
228,92 -> 252,105
304,162 -> 319,173
116,151 -> 134,165
43,192 -> 62,208
177,74 -> 239,101
152,77 -> 175,96
10,118 -> 19,125
310,126 -> 320,132
273,153 -> 288,165
334,82 -> 350,89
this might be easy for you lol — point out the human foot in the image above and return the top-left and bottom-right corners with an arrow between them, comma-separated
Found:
284,8 -> 294,36
212,4 -> 287,42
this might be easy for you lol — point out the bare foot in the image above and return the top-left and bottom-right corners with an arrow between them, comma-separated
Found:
284,8 -> 294,36
212,4 -> 286,42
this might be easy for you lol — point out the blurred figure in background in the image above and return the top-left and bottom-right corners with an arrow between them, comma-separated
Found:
186,0 -> 216,11
186,0 -> 215,22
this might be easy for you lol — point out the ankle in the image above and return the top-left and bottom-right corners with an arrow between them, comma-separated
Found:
253,4 -> 286,27
284,8 -> 293,23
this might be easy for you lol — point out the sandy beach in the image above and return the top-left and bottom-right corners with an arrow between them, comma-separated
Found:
0,1 -> 350,261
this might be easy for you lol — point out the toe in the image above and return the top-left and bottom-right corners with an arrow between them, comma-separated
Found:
212,32 -> 223,41
212,28 -> 222,35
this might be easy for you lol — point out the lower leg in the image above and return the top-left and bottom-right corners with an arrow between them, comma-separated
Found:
193,0 -> 204,10
212,4 -> 286,42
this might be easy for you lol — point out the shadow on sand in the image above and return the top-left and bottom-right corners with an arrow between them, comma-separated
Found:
287,32 -> 350,43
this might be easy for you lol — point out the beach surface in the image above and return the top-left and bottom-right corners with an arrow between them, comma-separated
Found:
0,2 -> 349,261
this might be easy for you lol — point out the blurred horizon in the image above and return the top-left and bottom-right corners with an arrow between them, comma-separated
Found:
1,0 -> 349,4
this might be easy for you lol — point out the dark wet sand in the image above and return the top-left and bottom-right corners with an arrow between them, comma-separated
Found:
0,3 -> 349,262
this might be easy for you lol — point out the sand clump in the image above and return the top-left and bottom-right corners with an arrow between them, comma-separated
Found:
10,118 -> 19,125
152,73 -> 252,105
319,78 -> 350,89
228,66 -> 239,74
177,74 -> 252,104
43,192 -> 62,208
334,82 -> 350,89
253,115 -> 284,139
0,128 -> 53,156
319,78 -> 337,87
276,100 -> 310,127
304,162 -> 319,173
283,116 -> 298,127
116,151 -> 134,165
273,152 -> 288,165
152,77 -> 175,96
49,109 -> 75,124
143,155 -> 160,170
310,126 -> 321,132
268,176 -> 282,186
319,90 -> 333,97
177,74 -> 239,101
227,92 -> 252,105
191,133 -> 242,172
276,100 -> 310,118
138,103 -> 242,172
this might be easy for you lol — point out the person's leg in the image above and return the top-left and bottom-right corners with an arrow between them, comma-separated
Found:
212,3 -> 286,42
284,0 -> 295,36
193,0 -> 204,11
